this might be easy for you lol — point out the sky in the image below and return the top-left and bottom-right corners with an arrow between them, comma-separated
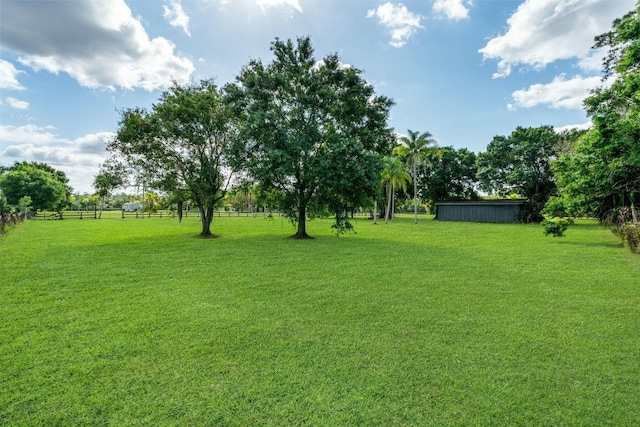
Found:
0,0 -> 636,194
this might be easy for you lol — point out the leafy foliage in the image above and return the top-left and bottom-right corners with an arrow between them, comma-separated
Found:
419,146 -> 479,209
477,126 -> 559,222
622,224 -> 640,253
553,3 -> 640,252
108,80 -> 239,236
542,218 -> 573,238
227,37 -> 394,237
0,162 -> 70,211
17,196 -> 33,213
0,190 -> 9,216
94,159 -> 127,199
381,156 -> 411,224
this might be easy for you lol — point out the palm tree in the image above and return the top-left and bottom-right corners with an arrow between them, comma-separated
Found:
381,156 -> 412,224
394,129 -> 437,224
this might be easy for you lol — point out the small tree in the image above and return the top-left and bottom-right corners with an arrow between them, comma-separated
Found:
394,130 -> 437,223
94,159 -> 127,218
109,80 -> 239,236
381,156 -> 411,224
17,196 -> 33,214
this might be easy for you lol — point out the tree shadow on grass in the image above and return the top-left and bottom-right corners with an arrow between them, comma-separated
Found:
550,239 -> 624,249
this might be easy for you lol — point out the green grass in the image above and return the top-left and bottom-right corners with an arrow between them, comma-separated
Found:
1,215 -> 639,425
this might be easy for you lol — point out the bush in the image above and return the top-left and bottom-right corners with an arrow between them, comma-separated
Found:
601,207 -> 639,253
621,224 -> 640,254
542,218 -> 573,237
542,196 -> 569,218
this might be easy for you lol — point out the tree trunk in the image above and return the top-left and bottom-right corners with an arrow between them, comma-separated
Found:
177,200 -> 183,224
413,158 -> 418,224
631,200 -> 638,226
293,204 -> 310,239
391,184 -> 396,222
385,182 -> 392,224
199,200 -> 215,236
99,196 -> 104,219
373,200 -> 378,225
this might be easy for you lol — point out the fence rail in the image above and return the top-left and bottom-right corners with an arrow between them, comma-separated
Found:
30,210 -> 98,220
28,209 -> 376,221
1,212 -> 28,233
29,209 -> 284,220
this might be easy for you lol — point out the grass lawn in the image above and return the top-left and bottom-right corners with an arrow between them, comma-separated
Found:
1,215 -> 639,425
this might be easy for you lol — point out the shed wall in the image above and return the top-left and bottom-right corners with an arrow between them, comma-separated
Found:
436,203 -> 521,223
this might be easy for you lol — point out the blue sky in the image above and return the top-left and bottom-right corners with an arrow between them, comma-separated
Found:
0,0 -> 635,193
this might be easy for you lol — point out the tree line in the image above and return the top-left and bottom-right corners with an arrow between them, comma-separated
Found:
2,2 -> 638,247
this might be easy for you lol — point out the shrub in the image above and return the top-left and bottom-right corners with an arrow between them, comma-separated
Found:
542,218 -> 573,237
621,224 -> 640,254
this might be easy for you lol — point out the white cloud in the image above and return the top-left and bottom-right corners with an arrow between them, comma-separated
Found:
0,59 -> 25,90
256,0 -> 303,14
1,0 -> 194,91
5,97 -> 29,110
163,0 -> 191,36
311,59 -> 351,72
479,0 -> 635,78
433,0 -> 471,21
555,122 -> 593,133
508,74 -> 604,110
0,125 -> 113,192
0,124 -> 60,145
367,2 -> 423,48
577,47 -> 607,73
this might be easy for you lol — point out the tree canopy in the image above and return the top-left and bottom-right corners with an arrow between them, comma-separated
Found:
0,162 -> 70,211
553,2 -> 640,226
226,36 -> 394,237
107,79 -> 239,236
419,146 -> 479,207
477,126 -> 559,222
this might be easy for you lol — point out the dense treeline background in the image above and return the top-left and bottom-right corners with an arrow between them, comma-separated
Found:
1,3 -> 639,247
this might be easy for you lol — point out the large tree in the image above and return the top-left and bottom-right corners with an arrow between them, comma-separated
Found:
108,79 -> 239,236
477,126 -> 560,222
227,37 -> 394,238
394,130 -> 437,224
0,162 -> 70,211
419,146 -> 479,208
572,2 -> 640,225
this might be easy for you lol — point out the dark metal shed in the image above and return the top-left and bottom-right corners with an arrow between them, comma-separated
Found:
435,200 -> 525,223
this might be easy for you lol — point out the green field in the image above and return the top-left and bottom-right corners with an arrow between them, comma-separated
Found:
1,216 -> 639,425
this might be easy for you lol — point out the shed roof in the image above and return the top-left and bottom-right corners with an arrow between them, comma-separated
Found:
435,199 -> 525,206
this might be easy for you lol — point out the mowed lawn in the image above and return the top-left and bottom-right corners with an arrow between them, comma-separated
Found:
1,215 -> 639,426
